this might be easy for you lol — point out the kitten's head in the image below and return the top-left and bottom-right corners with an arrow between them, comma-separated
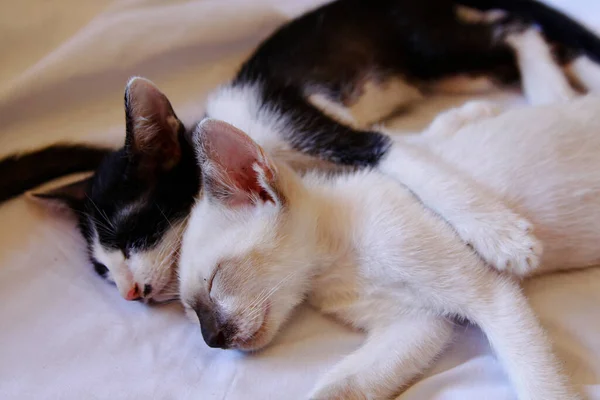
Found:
179,119 -> 314,351
35,78 -> 199,303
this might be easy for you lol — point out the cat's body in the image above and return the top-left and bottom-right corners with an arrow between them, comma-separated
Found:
3,0 -> 600,302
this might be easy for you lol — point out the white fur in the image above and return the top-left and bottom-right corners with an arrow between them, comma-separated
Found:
205,83 -> 291,153
506,29 -> 578,105
382,132 -> 542,276
415,96 -> 600,274
92,235 -> 130,296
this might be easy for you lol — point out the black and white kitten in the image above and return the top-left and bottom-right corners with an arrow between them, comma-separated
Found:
2,0 -> 600,302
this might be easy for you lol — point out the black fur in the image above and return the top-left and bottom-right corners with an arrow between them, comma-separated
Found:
231,0 -> 600,166
75,126 -> 200,280
254,84 -> 392,166
0,144 -> 111,203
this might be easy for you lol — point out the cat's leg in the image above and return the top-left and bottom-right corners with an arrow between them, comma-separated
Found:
463,275 -> 580,400
564,55 -> 600,93
309,314 -> 454,400
379,141 -> 541,276
505,28 -> 578,105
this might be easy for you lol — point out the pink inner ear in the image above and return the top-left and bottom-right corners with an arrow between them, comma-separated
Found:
199,119 -> 276,205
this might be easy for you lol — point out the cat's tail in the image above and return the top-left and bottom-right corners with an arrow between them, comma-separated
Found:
0,144 -> 111,204
255,83 -> 392,167
459,0 -> 600,63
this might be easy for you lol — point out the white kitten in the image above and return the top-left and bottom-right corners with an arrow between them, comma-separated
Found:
178,98 -> 600,398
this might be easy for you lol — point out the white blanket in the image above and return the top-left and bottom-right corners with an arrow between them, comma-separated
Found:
1,1 -> 600,399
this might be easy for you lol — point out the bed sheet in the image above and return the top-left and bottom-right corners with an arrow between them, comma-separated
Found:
1,0 -> 600,399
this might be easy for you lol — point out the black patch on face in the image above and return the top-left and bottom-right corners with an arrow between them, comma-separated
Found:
75,129 -> 200,279
143,284 -> 153,297
81,132 -> 200,254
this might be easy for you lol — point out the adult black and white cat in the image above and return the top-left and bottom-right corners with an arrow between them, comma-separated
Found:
2,0 -> 600,302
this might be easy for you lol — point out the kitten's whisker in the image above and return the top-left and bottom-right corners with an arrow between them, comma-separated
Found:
157,204 -> 175,230
85,195 -> 116,231
244,268 -> 302,320
242,262 -> 304,314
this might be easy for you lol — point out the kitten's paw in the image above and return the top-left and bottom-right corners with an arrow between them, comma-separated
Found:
423,100 -> 502,138
468,214 -> 542,276
459,100 -> 503,120
503,26 -> 541,48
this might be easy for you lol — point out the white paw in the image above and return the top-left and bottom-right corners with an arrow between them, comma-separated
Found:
466,213 -> 542,276
459,100 -> 503,120
424,100 -> 502,138
504,27 -> 542,49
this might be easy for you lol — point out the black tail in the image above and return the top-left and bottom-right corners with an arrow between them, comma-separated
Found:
257,83 -> 392,167
0,144 -> 112,203
458,0 -> 600,63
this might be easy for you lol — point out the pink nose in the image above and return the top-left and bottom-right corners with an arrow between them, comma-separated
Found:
125,284 -> 141,301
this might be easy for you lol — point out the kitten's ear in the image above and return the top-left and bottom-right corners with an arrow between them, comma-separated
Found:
27,175 -> 91,211
194,119 -> 283,207
124,77 -> 184,176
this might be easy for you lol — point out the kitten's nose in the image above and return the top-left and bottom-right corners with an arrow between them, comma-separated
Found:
196,308 -> 228,349
125,283 -> 141,301
204,328 -> 226,349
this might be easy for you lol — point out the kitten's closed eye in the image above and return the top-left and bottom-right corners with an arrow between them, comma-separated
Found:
92,261 -> 110,279
207,263 -> 221,296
